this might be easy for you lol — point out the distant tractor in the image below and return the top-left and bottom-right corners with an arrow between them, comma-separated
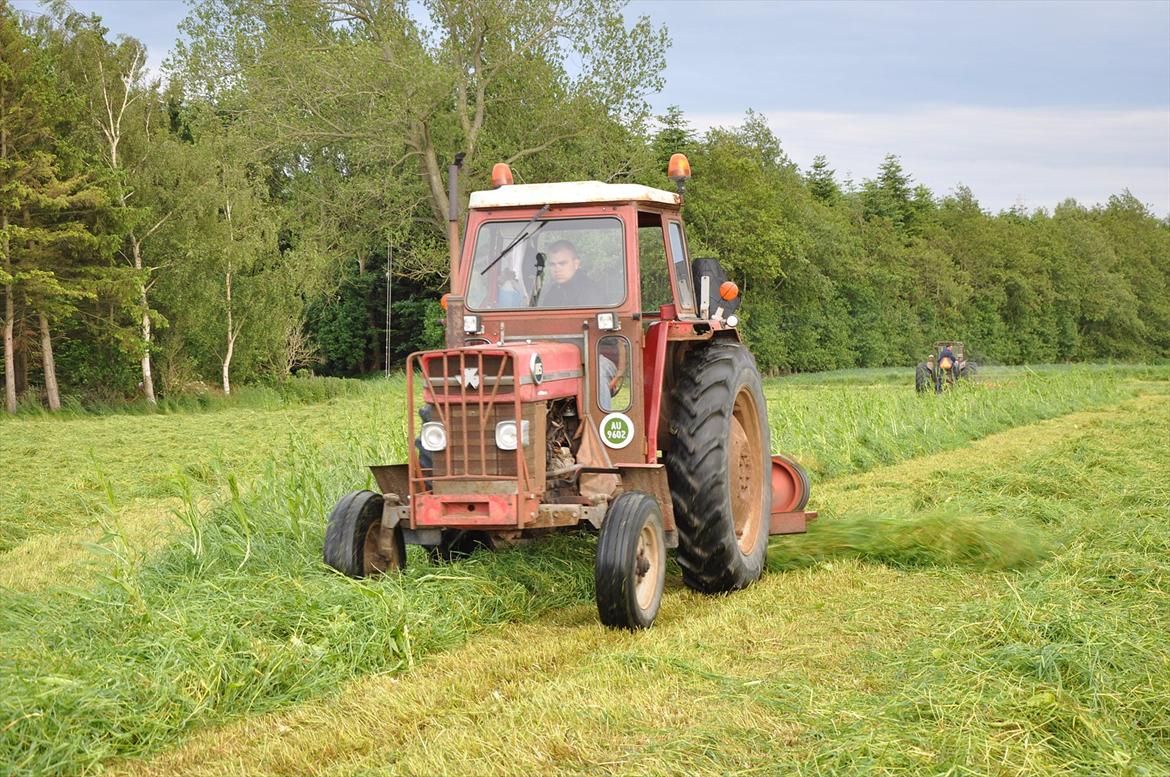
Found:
324,153 -> 815,630
916,340 -> 976,393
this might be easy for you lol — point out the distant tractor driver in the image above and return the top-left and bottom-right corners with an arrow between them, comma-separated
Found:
938,344 -> 956,373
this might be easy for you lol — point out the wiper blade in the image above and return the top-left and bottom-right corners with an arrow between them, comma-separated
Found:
479,204 -> 550,276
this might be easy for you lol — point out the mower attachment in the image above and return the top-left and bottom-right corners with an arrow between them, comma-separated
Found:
769,454 -> 817,535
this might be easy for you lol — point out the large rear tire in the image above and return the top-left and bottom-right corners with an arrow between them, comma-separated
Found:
595,491 -> 666,630
324,490 -> 406,577
915,363 -> 930,393
667,341 -> 771,593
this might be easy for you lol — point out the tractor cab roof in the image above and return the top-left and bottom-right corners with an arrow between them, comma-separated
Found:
468,181 -> 681,210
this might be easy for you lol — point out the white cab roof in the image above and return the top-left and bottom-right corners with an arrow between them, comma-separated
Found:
469,181 -> 680,209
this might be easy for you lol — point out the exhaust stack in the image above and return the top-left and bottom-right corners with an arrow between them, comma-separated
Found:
448,151 -> 466,291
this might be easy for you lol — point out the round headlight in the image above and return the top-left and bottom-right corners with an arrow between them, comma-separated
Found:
420,421 -> 447,452
495,420 -> 518,451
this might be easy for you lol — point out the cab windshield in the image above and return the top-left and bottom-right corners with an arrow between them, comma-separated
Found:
466,216 -> 625,310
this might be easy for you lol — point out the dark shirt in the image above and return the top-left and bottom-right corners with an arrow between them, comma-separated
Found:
538,272 -> 603,308
938,347 -> 956,371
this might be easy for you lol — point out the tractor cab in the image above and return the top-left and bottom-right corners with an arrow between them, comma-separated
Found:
441,175 -> 730,463
325,154 -> 816,631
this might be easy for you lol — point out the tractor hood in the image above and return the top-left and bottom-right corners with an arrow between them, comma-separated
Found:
419,341 -> 581,404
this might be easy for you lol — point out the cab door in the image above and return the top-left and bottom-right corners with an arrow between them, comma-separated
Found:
586,206 -> 646,462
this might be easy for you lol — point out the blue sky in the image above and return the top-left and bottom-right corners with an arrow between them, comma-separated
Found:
15,0 -> 1170,215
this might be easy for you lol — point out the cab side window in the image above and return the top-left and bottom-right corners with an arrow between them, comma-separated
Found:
638,212 -> 672,313
667,221 -> 695,310
597,336 -> 630,412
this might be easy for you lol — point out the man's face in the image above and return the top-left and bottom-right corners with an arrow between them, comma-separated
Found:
548,249 -> 579,284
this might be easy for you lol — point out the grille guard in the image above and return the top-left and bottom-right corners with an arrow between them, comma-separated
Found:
407,348 -> 533,529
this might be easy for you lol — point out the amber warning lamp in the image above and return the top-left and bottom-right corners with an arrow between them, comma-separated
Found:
491,163 -> 514,188
719,281 -> 739,301
668,153 -> 692,194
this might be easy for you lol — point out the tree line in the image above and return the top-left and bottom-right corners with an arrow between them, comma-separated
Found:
1,0 -> 1167,413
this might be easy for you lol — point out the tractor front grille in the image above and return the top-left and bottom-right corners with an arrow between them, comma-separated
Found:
433,402 -> 539,479
407,349 -> 536,495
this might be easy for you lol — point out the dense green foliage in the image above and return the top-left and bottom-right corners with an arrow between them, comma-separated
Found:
1,0 -> 1167,412
670,114 -> 1170,373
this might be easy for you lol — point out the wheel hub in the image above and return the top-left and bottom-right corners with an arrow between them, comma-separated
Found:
634,523 -> 661,611
362,523 -> 395,575
729,388 -> 764,555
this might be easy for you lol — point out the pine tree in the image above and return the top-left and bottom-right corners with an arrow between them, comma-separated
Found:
0,6 -> 49,412
1,5 -> 105,411
807,155 -> 840,204
651,105 -> 695,170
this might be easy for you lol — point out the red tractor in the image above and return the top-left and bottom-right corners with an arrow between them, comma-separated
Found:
325,154 -> 815,629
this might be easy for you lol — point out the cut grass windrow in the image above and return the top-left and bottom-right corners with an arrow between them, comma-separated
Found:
0,367 -> 1163,775
114,394 -> 1170,777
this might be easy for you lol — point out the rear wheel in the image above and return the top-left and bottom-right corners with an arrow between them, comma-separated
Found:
595,491 -> 666,630
915,363 -> 930,393
324,490 -> 406,577
667,341 -> 771,593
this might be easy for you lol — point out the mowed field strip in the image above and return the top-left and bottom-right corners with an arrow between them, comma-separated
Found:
118,392 -> 1170,776
2,366 -> 1167,775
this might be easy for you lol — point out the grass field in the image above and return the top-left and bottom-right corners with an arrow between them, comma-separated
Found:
1,365 -> 1167,775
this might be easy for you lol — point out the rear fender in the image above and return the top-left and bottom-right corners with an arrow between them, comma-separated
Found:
642,323 -> 740,461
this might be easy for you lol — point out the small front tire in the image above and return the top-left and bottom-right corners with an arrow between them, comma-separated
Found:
324,490 -> 406,577
595,491 -> 666,630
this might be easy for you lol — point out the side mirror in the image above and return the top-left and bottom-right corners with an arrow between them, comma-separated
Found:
691,258 -> 741,322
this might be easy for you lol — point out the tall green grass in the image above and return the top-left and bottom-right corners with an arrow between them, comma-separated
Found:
95,389 -> 1170,776
0,375 -> 365,421
0,377 -> 395,553
766,368 -> 1143,479
0,416 -> 596,774
0,366 -> 1163,774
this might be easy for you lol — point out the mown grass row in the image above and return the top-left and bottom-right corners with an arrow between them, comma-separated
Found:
760,399 -> 1170,773
0,366 -> 1161,774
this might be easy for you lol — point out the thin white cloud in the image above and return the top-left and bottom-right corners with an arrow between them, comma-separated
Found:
688,106 -> 1170,216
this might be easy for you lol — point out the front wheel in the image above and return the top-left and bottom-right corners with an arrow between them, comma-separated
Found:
595,491 -> 666,630
324,490 -> 406,577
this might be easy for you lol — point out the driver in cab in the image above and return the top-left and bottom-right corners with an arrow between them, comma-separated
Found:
537,240 -> 600,308
535,240 -> 623,409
